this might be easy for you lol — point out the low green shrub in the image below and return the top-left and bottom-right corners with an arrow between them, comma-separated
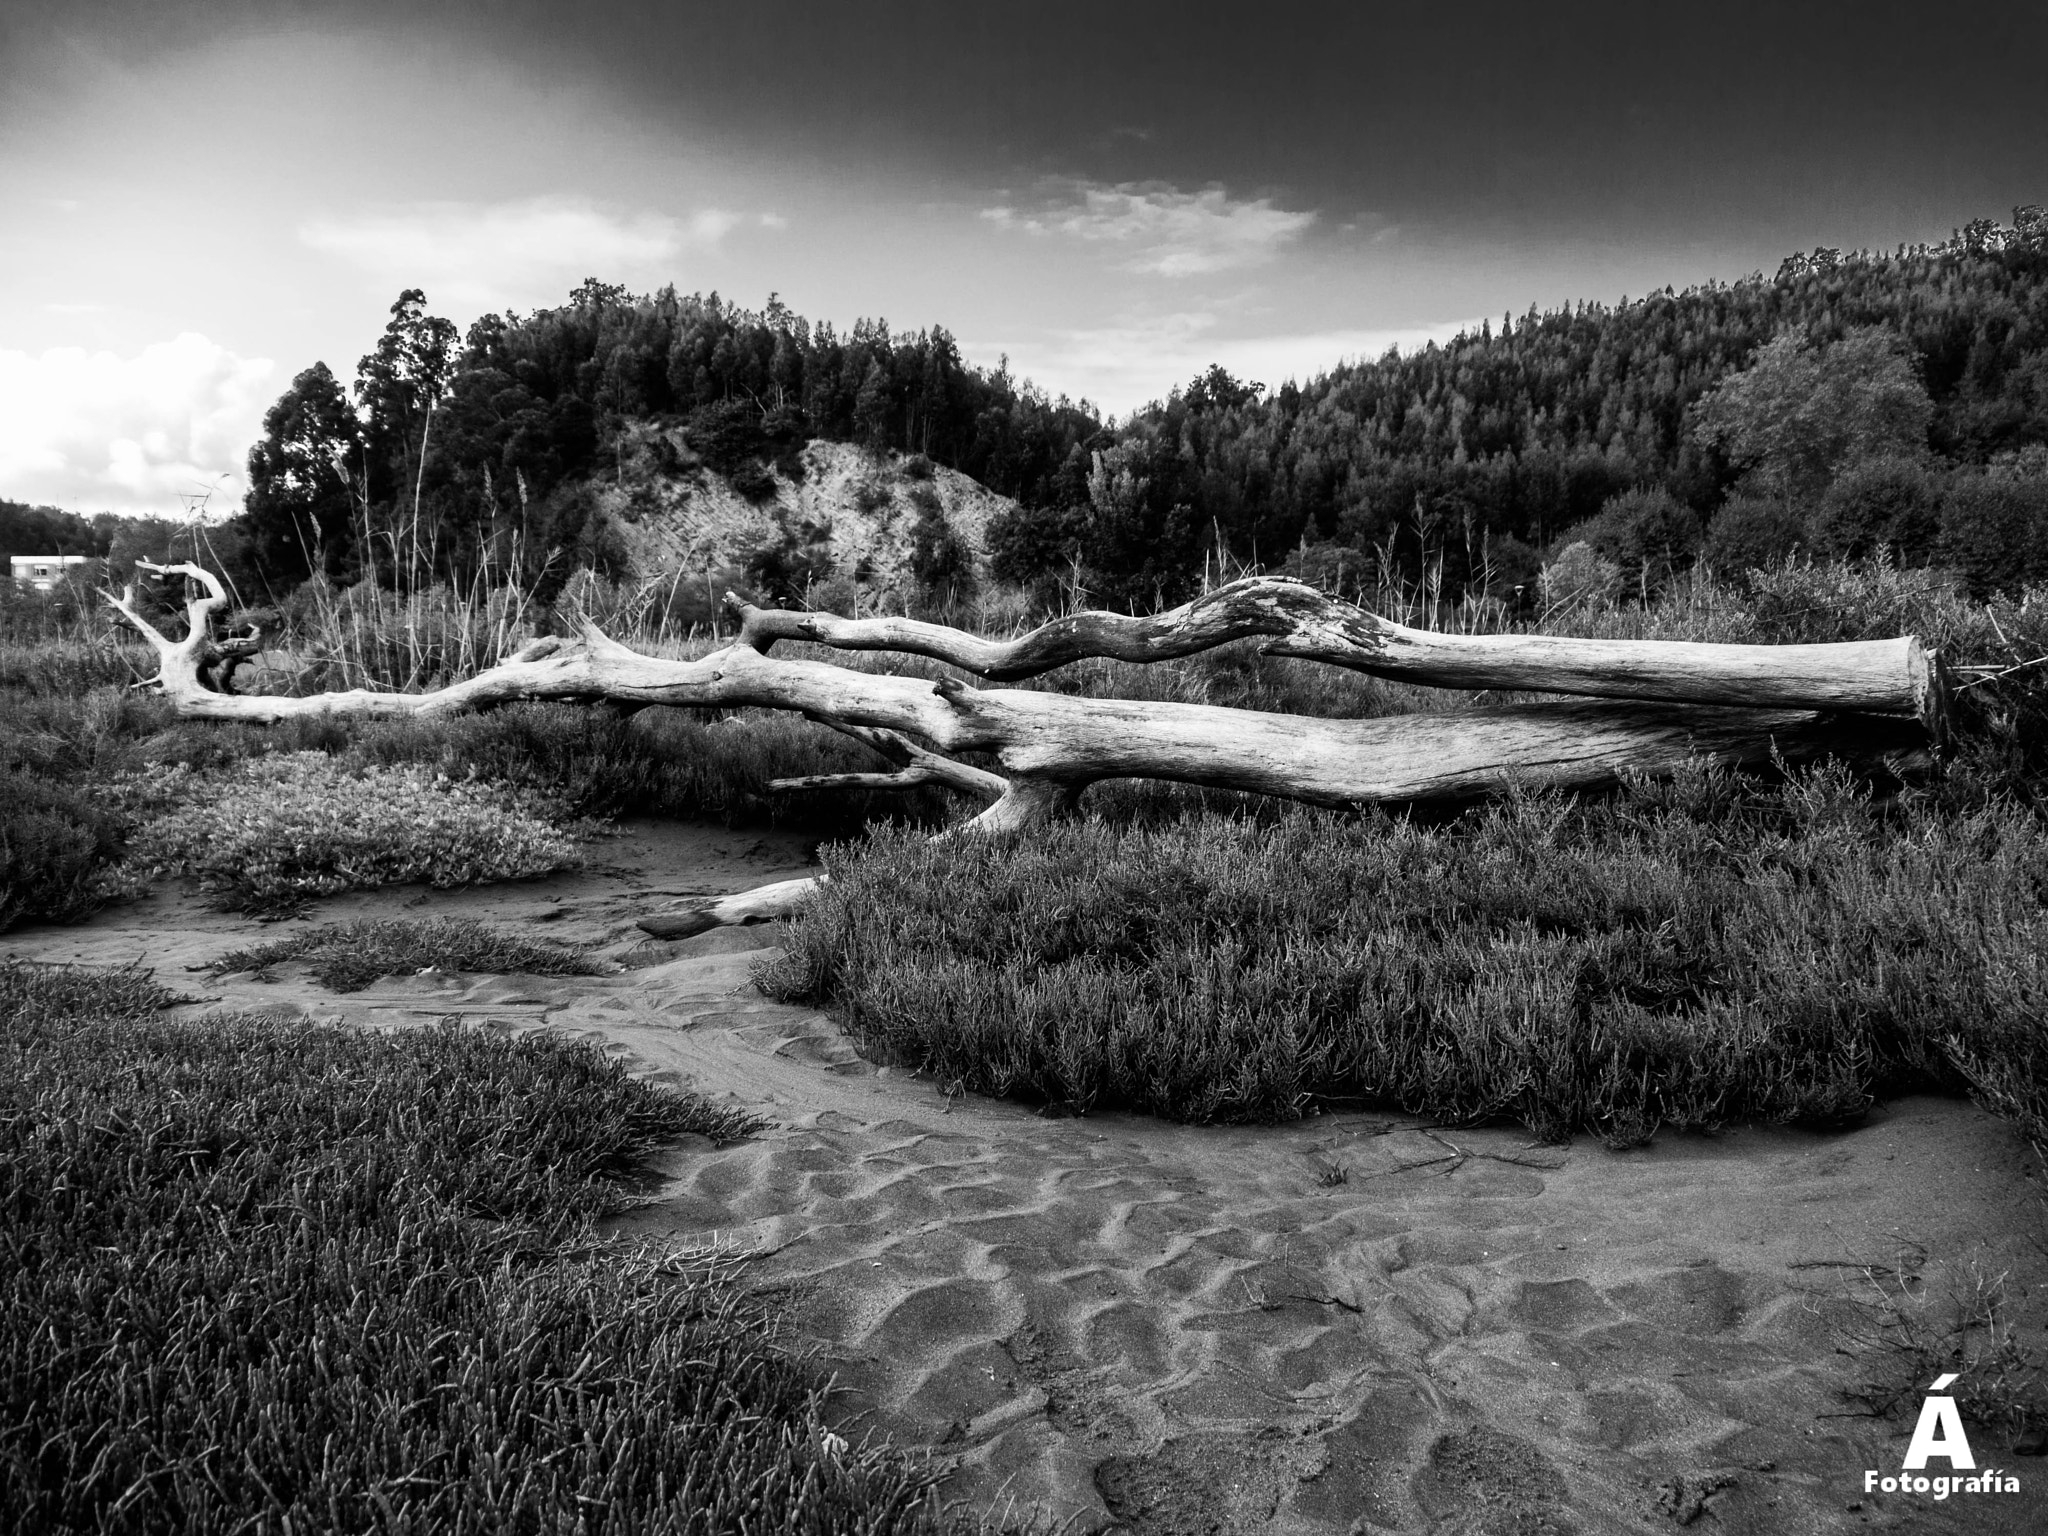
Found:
1700,496 -> 1809,576
206,917 -> 602,992
851,474 -> 894,516
0,578 -> 118,647
0,685 -> 179,779
1812,457 -> 1945,565
908,486 -> 975,616
1939,476 -> 2048,598
762,765 -> 2048,1144
1736,558 -> 2010,647
1540,540 -> 1624,610
0,771 -> 139,931
0,639 -> 147,697
1554,487 -> 1703,592
122,754 -> 584,911
0,961 -> 938,1534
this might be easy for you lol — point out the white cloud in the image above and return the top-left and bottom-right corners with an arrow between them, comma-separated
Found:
975,312 -> 1483,418
982,180 -> 1317,276
298,197 -> 731,310
687,208 -> 744,244
0,334 -> 274,515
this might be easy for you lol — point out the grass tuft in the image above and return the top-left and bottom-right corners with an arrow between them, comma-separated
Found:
206,916 -> 605,993
0,959 -> 938,1534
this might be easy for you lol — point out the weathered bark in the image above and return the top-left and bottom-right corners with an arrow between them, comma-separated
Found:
109,564 -> 1938,937
732,577 -> 1943,728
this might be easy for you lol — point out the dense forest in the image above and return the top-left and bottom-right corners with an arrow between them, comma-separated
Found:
11,205 -> 2047,618
1017,204 -> 2048,608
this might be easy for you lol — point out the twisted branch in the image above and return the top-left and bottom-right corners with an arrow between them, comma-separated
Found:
102,561 -> 238,691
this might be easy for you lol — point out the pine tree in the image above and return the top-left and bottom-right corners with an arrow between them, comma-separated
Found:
243,363 -> 362,585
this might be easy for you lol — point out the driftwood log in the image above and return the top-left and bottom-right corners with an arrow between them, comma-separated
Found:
729,580 -> 1945,723
108,563 -> 1945,935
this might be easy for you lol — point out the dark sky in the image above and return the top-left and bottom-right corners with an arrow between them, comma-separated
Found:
26,0 -> 2042,237
3,0 -> 2044,509
532,0 -> 2046,236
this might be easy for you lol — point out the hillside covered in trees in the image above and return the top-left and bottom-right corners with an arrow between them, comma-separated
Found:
16,206 -> 2046,623
228,283 -> 1100,610
999,204 -> 2048,609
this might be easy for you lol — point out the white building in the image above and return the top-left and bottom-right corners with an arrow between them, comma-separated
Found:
9,554 -> 93,592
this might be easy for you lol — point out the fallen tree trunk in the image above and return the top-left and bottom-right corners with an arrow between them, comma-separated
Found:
107,564 -> 1940,935
732,576 -> 1944,728
108,569 -> 1930,800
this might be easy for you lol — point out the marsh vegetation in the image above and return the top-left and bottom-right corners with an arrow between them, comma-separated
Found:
0,961 -> 938,1534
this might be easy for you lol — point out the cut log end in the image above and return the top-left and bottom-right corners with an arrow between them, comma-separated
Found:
1913,642 -> 1953,750
638,874 -> 828,938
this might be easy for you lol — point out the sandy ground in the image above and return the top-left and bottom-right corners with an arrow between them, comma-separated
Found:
7,819 -> 2045,1535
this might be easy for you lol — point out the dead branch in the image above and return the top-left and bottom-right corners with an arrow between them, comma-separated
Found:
770,722 -> 1009,801
638,875 -> 824,938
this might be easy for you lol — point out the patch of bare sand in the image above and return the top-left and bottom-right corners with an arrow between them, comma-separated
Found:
0,818 -> 816,978
7,820 -> 2043,1535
